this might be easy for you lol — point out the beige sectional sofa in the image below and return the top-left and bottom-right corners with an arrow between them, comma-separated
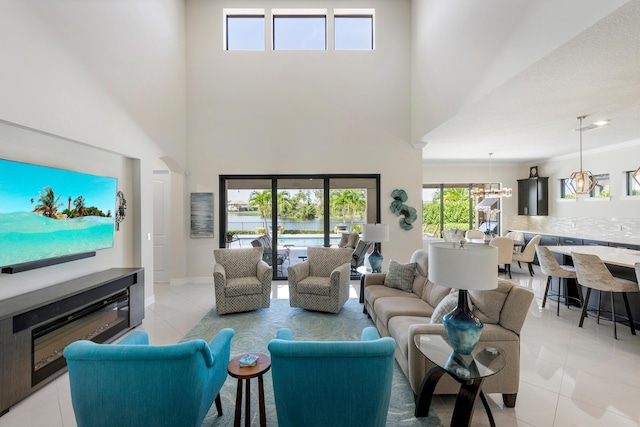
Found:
363,249 -> 534,407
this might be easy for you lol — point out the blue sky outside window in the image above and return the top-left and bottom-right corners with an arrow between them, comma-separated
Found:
227,16 -> 265,50
335,16 -> 373,50
273,16 -> 326,50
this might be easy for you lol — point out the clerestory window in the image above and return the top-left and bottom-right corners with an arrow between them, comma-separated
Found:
224,10 -> 265,51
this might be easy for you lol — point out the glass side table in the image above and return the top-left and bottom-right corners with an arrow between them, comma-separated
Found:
414,334 -> 505,427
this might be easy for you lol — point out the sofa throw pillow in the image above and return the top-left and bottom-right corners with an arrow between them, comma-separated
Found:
430,292 -> 459,324
383,260 -> 417,292
468,279 -> 511,324
421,280 -> 452,307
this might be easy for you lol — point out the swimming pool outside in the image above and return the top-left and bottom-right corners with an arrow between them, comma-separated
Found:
227,234 -> 348,248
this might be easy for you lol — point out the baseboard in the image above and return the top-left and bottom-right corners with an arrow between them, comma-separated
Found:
188,276 -> 215,285
144,295 -> 156,307
170,278 -> 188,286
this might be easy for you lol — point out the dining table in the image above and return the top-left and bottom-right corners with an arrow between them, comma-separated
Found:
467,238 -> 525,249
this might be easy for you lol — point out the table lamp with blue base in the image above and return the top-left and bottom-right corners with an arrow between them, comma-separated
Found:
362,224 -> 389,273
428,241 -> 498,355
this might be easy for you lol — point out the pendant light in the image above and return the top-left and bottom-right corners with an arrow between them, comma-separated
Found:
471,153 -> 512,198
633,166 -> 640,187
569,115 -> 597,194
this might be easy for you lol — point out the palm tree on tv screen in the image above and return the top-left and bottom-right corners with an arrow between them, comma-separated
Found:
33,187 -> 63,218
74,195 -> 86,217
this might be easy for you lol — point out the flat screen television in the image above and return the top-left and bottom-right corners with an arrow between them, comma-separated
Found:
0,158 -> 117,273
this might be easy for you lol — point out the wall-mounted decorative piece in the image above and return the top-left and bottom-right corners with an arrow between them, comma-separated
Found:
115,191 -> 127,231
390,189 -> 418,230
190,192 -> 214,238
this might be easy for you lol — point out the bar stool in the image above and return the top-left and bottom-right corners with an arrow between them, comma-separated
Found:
536,245 -> 578,315
572,252 -> 639,339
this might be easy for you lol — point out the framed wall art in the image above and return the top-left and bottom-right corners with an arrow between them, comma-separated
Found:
190,192 -> 214,238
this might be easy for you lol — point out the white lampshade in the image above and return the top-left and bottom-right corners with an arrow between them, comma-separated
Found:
362,224 -> 389,243
428,242 -> 498,291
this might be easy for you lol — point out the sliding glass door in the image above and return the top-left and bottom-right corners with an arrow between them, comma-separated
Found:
220,174 -> 380,279
423,184 -> 503,238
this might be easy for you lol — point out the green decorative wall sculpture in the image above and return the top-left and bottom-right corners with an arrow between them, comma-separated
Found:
390,189 -> 417,230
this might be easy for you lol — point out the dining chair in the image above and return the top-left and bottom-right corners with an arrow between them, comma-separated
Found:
465,229 -> 485,239
511,235 -> 541,276
572,252 -> 639,339
535,245 -> 578,315
489,236 -> 514,279
504,231 -> 525,252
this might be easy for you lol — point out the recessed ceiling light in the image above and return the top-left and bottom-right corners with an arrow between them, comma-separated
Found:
573,119 -> 611,132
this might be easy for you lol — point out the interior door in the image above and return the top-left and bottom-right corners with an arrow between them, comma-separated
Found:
152,171 -> 171,283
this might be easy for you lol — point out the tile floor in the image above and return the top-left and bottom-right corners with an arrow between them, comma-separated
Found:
1,264 -> 639,427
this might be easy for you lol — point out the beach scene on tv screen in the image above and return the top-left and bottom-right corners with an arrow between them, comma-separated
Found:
0,159 -> 117,268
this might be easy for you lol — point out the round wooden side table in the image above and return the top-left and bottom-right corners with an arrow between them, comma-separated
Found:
227,352 -> 271,427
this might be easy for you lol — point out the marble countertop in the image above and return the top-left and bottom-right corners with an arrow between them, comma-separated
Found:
507,229 -> 640,247
548,245 -> 640,269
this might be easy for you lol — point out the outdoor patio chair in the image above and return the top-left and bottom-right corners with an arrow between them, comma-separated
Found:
251,234 -> 289,272
351,240 -> 372,273
336,232 -> 359,249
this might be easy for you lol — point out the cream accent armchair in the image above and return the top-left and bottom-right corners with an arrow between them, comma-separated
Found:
287,247 -> 352,313
213,247 -> 272,315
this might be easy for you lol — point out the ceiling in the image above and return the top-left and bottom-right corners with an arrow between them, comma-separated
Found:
418,0 -> 640,165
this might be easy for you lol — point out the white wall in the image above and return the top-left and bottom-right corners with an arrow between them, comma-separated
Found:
0,1 -> 188,301
539,142 -> 640,218
510,142 -> 640,244
184,0 -> 422,281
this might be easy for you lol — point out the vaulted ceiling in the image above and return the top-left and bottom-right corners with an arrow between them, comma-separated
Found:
412,0 -> 640,165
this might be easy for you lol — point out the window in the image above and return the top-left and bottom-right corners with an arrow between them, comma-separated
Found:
591,174 -> 610,198
422,184 -> 498,238
560,178 -> 576,199
220,174 -> 380,280
273,15 -> 326,50
626,170 -> 640,196
225,8 -> 374,52
335,15 -> 373,50
225,13 -> 265,50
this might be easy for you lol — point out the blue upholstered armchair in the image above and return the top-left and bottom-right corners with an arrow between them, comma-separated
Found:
267,327 -> 396,427
63,328 -> 234,427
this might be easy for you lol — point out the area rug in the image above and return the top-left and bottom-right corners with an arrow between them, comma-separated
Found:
182,298 -> 443,427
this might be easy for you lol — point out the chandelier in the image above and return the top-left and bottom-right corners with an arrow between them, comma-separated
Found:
470,153 -> 512,198
569,115 -> 597,194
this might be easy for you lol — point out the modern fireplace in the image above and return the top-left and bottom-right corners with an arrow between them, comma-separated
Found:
31,289 -> 130,386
